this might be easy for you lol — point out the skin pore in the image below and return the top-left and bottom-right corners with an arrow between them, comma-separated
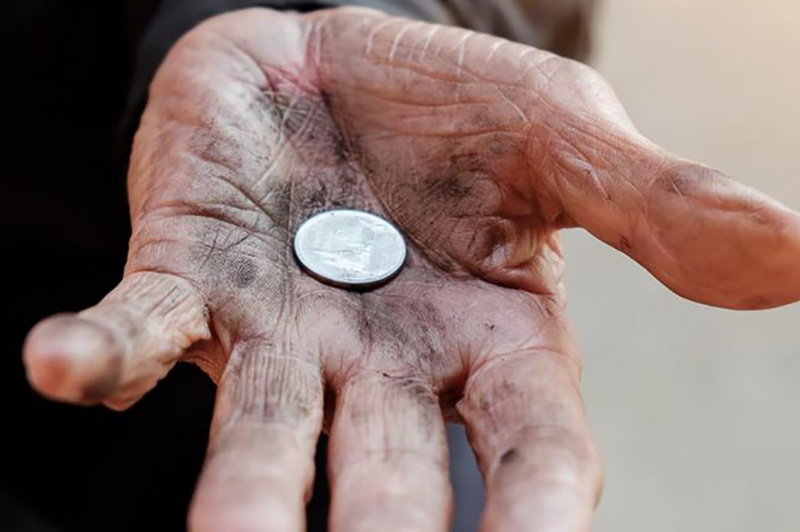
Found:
22,7 -> 800,532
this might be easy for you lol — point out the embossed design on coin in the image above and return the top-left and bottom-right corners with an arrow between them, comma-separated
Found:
293,210 -> 407,289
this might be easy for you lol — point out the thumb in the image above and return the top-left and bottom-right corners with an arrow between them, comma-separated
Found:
545,125 -> 800,310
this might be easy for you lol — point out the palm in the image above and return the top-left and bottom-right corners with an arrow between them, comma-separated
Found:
24,7 -> 800,532
129,9 -> 573,401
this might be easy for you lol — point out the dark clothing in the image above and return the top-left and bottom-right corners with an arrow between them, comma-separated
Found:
1,1 -> 593,530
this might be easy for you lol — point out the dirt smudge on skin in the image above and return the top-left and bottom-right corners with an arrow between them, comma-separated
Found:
230,258 -> 258,288
499,448 -> 521,466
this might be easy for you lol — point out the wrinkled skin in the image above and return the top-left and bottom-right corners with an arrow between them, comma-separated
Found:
22,7 -> 800,532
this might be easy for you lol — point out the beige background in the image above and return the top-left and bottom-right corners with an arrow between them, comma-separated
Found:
566,1 -> 800,530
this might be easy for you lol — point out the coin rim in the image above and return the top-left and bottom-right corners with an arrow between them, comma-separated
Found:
293,209 -> 407,288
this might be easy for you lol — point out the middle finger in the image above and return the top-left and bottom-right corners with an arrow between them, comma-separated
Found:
328,371 -> 452,532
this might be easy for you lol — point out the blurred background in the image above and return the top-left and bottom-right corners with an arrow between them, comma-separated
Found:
568,0 -> 800,530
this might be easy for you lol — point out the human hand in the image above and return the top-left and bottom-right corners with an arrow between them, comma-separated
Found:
23,7 -> 800,531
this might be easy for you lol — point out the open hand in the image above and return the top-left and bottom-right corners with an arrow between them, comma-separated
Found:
23,7 -> 800,531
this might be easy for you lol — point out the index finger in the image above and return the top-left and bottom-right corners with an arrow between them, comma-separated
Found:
458,345 -> 601,531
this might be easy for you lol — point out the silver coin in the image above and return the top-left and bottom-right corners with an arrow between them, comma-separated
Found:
293,209 -> 407,289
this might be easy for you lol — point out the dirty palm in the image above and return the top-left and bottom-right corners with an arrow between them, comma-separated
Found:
24,7 -> 800,532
